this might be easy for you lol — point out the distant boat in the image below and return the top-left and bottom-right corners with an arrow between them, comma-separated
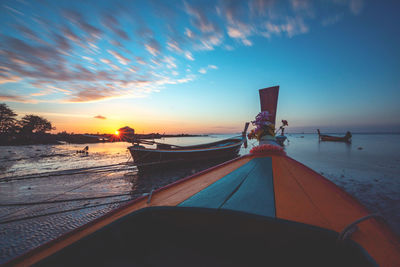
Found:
128,129 -> 247,170
8,86 -> 399,267
317,129 -> 352,142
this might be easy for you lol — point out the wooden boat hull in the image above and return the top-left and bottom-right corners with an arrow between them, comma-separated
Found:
8,153 -> 400,267
318,129 -> 352,143
320,135 -> 351,142
128,137 -> 244,169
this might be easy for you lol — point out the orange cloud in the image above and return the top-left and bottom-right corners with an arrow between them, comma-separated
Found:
94,115 -> 106,119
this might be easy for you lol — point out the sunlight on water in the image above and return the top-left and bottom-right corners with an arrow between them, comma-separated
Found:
0,142 -> 132,179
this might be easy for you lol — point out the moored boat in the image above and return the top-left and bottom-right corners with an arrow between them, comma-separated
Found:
317,129 -> 352,142
7,86 -> 400,267
128,127 -> 247,169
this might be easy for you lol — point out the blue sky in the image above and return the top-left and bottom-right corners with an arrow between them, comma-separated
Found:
0,0 -> 399,133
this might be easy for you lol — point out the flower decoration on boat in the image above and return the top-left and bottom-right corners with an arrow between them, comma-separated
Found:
250,144 -> 286,155
247,111 -> 275,141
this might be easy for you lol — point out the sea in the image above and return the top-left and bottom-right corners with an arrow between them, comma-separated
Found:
0,133 -> 399,263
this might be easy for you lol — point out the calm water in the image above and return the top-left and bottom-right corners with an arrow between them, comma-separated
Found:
0,134 -> 399,263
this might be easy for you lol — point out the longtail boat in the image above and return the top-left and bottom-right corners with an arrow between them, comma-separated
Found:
7,86 -> 400,267
317,129 -> 352,142
127,126 -> 248,169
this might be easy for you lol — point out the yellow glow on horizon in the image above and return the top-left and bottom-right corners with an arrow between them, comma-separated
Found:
115,130 -> 119,135
47,114 -> 243,135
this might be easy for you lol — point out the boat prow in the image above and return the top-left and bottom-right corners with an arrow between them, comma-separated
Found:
8,152 -> 399,267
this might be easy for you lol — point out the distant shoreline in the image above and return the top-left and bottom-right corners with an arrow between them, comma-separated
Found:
0,133 -> 207,146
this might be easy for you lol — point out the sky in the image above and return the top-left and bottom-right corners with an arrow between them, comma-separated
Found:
1,0 -> 399,134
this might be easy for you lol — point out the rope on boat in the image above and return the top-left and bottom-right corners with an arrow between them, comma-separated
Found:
146,189 -> 155,204
337,213 -> 383,242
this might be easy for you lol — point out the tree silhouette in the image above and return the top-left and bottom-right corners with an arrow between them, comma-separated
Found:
19,115 -> 55,134
0,103 -> 17,134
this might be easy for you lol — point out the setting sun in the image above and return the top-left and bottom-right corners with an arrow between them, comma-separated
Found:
115,131 -> 119,136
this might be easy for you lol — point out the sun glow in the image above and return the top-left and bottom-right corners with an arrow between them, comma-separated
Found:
115,130 -> 119,135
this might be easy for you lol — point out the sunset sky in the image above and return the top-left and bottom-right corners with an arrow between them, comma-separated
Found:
1,0 -> 399,134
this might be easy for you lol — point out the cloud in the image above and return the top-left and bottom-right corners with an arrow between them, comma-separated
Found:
185,51 -> 194,61
163,56 -> 177,69
102,13 -> 130,40
63,9 -> 102,38
100,58 -> 111,64
167,41 -> 183,53
145,38 -> 161,56
322,13 -> 344,26
221,0 -> 248,25
263,16 -> 309,38
0,74 -> 21,84
227,25 -> 253,46
249,0 -> 274,17
128,66 -> 138,73
136,57 -> 146,65
195,32 -> 224,51
61,25 -> 86,49
53,33 -> 72,52
15,24 -> 43,44
30,89 -> 52,96
4,5 -> 24,16
185,1 -> 221,33
0,0 -> 366,104
82,56 -> 94,62
224,44 -> 234,51
185,28 -> 194,38
94,115 -> 107,119
0,94 -> 34,103
227,26 -> 246,39
290,0 -> 314,15
184,2 -> 224,51
198,64 -> 218,74
67,85 -> 118,103
107,49 -> 130,65
110,64 -> 121,71
349,0 -> 364,15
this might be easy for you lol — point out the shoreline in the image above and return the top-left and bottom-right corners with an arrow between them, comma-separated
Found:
0,133 -> 208,146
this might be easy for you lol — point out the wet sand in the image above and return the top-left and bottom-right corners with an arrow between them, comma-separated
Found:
0,142 -> 235,264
